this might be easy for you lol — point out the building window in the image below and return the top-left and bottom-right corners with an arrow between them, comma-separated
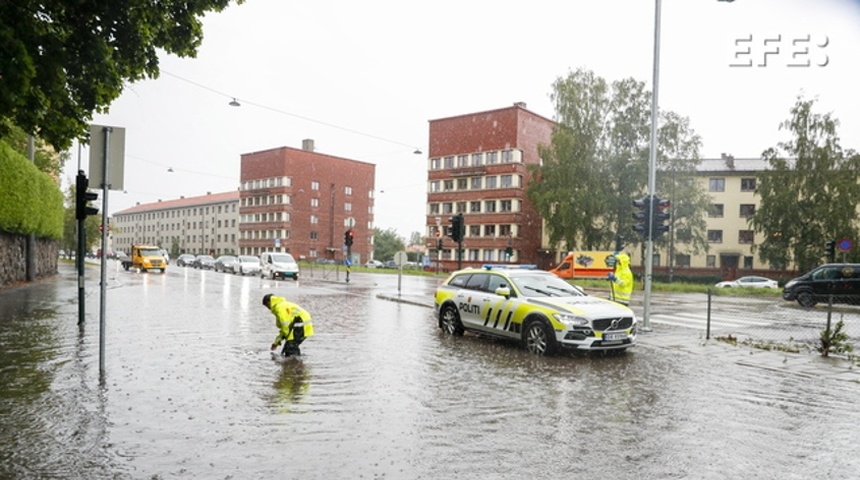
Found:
470,201 -> 481,213
471,153 -> 483,166
486,151 -> 498,164
455,202 -> 466,213
485,200 -> 496,213
457,155 -> 468,167
442,203 -> 453,214
310,198 -> 319,207
430,204 -> 440,214
501,150 -> 513,163
457,178 -> 468,190
430,181 -> 440,192
471,177 -> 482,189
345,186 -> 353,195
345,202 -> 352,212
469,225 -> 481,237
706,255 -> 716,268
310,231 -> 318,240
651,254 -> 661,267
485,176 -> 497,189
311,181 -> 320,190
443,180 -> 454,191
741,178 -> 756,191
709,178 -> 725,192
500,175 -> 513,188
444,156 -> 454,169
675,254 -> 691,267
707,230 -> 723,243
310,215 -> 319,224
484,225 -> 496,237
739,230 -> 754,244
743,256 -> 754,268
739,204 -> 755,217
709,204 -> 724,218
430,158 -> 441,170
499,225 -> 512,237
500,200 -> 512,212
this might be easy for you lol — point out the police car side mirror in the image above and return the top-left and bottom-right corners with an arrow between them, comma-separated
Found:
495,286 -> 511,298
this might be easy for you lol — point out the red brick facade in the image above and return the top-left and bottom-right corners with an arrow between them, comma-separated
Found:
239,142 -> 375,263
426,103 -> 555,270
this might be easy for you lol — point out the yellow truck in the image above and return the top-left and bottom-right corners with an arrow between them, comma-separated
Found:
121,245 -> 167,273
548,251 -> 616,279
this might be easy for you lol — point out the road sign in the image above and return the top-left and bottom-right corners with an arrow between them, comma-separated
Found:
394,251 -> 408,267
838,238 -> 853,252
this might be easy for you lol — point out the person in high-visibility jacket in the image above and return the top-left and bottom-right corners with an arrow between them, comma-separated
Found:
607,252 -> 634,306
263,294 -> 314,356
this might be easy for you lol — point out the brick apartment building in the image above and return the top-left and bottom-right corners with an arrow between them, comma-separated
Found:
426,103 -> 555,270
239,139 -> 375,263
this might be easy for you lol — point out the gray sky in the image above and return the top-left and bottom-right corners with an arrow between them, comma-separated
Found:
68,0 -> 860,240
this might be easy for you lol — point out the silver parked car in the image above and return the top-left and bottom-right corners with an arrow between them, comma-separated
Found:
214,255 -> 238,273
235,255 -> 262,276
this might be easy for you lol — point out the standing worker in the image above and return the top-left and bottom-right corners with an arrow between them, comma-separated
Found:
607,252 -> 634,306
263,294 -> 314,357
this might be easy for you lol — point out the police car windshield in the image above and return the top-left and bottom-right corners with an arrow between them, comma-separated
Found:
511,273 -> 583,298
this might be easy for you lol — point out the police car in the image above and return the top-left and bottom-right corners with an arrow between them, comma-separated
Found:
434,265 -> 637,355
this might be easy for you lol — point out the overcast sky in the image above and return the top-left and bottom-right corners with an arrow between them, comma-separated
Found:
68,0 -> 860,239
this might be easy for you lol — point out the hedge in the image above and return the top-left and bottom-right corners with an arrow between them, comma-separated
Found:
0,140 -> 64,239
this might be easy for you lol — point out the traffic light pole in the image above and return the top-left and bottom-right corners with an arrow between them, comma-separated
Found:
642,0 -> 662,333
98,126 -> 112,378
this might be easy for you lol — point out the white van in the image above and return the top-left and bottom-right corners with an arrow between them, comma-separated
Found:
260,252 -> 300,280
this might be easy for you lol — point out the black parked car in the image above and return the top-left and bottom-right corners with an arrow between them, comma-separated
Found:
193,255 -> 216,270
782,263 -> 860,307
176,254 -> 196,267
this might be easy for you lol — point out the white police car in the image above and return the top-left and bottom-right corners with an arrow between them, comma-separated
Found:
434,265 -> 637,355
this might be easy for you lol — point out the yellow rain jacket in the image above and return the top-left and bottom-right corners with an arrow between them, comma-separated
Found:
610,253 -> 634,306
268,296 -> 314,347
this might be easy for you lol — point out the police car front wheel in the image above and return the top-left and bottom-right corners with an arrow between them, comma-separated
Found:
524,319 -> 557,356
440,304 -> 464,336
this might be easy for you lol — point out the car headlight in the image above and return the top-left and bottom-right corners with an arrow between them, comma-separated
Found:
785,280 -> 796,289
553,313 -> 589,326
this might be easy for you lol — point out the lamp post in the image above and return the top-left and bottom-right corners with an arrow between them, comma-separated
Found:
642,0 -> 735,331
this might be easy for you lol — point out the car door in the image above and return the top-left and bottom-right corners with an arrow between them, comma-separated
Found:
480,273 -> 518,338
450,273 -> 487,330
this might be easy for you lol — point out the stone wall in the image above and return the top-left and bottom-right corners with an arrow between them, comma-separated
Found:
0,230 -> 58,287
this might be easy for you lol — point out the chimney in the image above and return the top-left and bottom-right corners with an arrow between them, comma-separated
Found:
721,153 -> 735,170
302,139 -> 315,152
513,101 -> 527,109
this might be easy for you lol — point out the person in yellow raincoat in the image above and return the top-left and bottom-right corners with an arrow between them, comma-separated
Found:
607,252 -> 634,306
263,294 -> 314,356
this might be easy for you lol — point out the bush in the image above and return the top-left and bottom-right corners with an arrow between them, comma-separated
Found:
0,140 -> 64,239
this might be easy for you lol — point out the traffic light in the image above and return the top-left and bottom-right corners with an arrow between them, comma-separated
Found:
632,196 -> 651,239
505,246 -> 513,258
75,171 -> 99,220
448,213 -> 464,243
651,196 -> 670,239
825,239 -> 835,263
344,229 -> 354,247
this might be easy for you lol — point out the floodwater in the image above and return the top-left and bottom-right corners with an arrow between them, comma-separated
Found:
1,263 -> 859,479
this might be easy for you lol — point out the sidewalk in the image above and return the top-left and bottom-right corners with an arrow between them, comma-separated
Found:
377,291 -> 860,383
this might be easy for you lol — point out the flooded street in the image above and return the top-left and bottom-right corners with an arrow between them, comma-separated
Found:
2,262 -> 859,479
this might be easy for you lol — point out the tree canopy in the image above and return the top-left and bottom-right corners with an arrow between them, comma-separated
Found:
750,96 -> 860,272
373,227 -> 406,262
0,0 -> 240,152
527,68 -> 708,257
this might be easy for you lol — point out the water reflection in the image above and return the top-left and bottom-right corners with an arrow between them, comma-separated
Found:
271,358 -> 311,413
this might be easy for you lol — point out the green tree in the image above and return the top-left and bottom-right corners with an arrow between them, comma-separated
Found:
373,227 -> 406,263
750,96 -> 860,272
0,122 -> 66,177
527,68 -> 708,256
0,0 -> 241,152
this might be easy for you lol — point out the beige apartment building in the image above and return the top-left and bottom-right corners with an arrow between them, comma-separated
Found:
111,191 -> 240,256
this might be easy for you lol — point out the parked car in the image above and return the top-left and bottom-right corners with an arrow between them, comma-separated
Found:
176,253 -> 196,267
383,260 -> 398,269
235,255 -> 262,276
434,265 -> 636,355
260,252 -> 300,280
364,259 -> 383,268
214,255 -> 238,273
193,255 -> 216,270
715,276 -> 778,289
783,263 -> 860,308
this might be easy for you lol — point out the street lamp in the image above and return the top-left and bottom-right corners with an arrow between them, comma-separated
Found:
229,97 -> 241,107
